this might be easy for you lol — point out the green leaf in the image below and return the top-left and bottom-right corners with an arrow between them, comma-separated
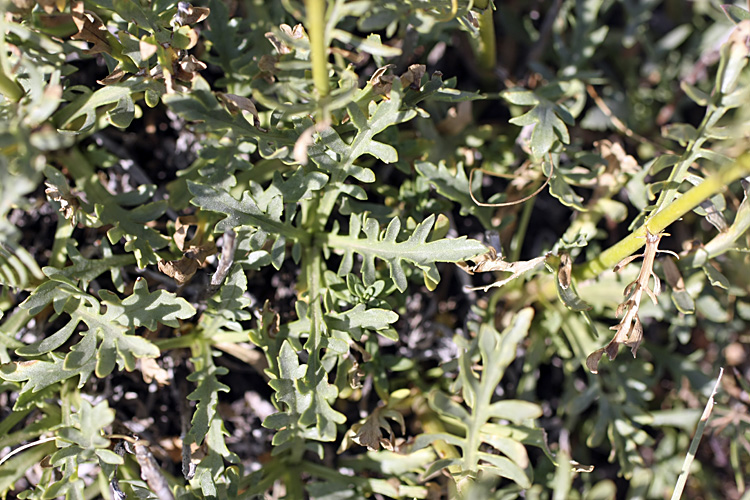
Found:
264,341 -> 346,451
414,161 -> 494,227
6,277 -> 193,394
329,214 -> 487,292
42,241 -> 135,291
186,357 -> 230,446
418,308 -> 539,488
722,4 -> 750,24
503,88 -> 573,157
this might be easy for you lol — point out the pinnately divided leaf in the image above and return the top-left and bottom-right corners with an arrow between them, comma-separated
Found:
412,308 -> 541,488
327,214 -> 488,292
0,277 -> 194,401
503,88 -> 574,157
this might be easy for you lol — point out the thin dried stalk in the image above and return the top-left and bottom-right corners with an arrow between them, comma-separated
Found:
586,231 -> 678,373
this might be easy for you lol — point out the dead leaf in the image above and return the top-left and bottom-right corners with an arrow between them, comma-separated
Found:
283,23 -> 306,39
158,258 -> 199,285
586,231 -> 676,373
369,65 -> 395,96
264,32 -> 291,54
174,216 -> 199,251
558,253 -> 572,290
173,3 -> 210,26
338,406 -> 406,453
259,300 -> 279,339
462,246 -> 548,292
265,24 -> 305,55
45,181 -> 79,222
98,67 -> 126,85
36,0 -> 64,14
70,0 -> 111,54
399,63 -> 425,89
139,358 -> 171,386
174,54 -> 206,82
218,93 -> 261,128
183,243 -> 216,265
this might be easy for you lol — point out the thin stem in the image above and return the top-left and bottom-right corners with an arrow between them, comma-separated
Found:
653,104 -> 724,215
671,368 -> 723,500
574,152 -> 750,281
304,0 -> 329,100
0,436 -> 57,467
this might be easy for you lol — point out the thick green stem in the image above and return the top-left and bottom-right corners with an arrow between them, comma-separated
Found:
304,0 -> 329,100
475,6 -> 496,75
574,153 -> 750,281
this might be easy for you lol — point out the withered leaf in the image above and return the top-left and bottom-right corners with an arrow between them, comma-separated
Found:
183,243 -> 216,265
462,247 -> 548,292
218,93 -> 261,128
399,63 -> 425,90
140,358 -> 171,386
174,54 -> 206,82
36,0 -> 65,14
158,258 -> 199,285
173,3 -> 210,26
97,67 -> 126,85
44,182 -> 79,221
343,406 -> 405,452
70,0 -> 111,54
586,231 -> 670,373
174,216 -> 199,251
558,253 -> 572,290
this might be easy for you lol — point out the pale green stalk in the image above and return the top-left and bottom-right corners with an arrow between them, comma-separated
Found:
304,0 -> 329,100
575,152 -> 750,281
475,6 -> 496,75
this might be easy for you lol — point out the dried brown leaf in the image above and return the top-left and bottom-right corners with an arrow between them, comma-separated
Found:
348,407 -> 406,452
179,5 -> 210,25
174,54 -> 206,82
158,258 -> 198,285
98,67 -> 126,85
139,358 -> 171,386
558,253 -> 572,290
70,0 -> 111,54
44,182 -> 79,221
399,63 -> 425,90
218,93 -> 261,127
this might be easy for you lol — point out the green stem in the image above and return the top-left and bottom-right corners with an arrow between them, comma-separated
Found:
304,0 -> 329,100
575,152 -> 750,281
50,216 -> 74,269
653,103 -> 724,214
474,6 -> 496,76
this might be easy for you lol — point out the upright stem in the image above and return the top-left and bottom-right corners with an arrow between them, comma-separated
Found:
304,0 -> 329,100
475,6 -> 496,76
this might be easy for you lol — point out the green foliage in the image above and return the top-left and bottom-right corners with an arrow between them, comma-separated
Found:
2,0 -> 750,499
414,308 -> 540,491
